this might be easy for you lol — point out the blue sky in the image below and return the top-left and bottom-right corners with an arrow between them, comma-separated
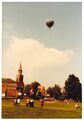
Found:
2,2 -> 82,88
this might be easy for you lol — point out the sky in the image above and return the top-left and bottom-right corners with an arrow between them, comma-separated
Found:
2,2 -> 82,88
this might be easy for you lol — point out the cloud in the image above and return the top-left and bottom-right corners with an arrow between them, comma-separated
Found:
3,36 -> 74,87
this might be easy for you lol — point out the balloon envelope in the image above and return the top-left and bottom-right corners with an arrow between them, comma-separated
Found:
46,20 -> 54,28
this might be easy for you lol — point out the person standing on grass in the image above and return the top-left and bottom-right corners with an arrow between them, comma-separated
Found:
26,98 -> 30,107
29,99 -> 34,107
75,103 -> 80,109
14,99 -> 17,106
17,98 -> 20,106
40,98 -> 45,108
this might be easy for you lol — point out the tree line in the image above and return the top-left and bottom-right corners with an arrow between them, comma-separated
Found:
24,74 -> 82,102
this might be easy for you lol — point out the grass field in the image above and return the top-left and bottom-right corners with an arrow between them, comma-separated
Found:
2,99 -> 82,118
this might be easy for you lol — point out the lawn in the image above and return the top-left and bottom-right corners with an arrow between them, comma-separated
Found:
2,99 -> 82,118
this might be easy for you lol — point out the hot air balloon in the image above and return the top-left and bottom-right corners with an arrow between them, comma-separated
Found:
46,20 -> 54,29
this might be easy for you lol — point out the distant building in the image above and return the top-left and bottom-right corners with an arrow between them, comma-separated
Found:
2,78 -> 17,97
2,62 -> 24,97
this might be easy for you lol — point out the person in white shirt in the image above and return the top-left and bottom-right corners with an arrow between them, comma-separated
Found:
17,98 -> 20,105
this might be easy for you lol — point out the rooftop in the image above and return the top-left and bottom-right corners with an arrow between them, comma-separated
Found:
2,78 -> 16,83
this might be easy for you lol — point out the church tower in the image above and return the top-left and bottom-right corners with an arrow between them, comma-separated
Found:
16,62 -> 23,82
16,62 -> 24,95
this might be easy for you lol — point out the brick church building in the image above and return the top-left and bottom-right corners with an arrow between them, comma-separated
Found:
2,62 -> 24,97
2,78 -> 17,97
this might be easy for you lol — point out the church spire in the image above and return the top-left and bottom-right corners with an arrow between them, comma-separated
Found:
19,62 -> 22,71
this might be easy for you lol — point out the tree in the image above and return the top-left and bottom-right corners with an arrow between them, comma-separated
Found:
24,84 -> 31,97
53,84 -> 62,99
64,74 -> 82,101
47,87 -> 54,97
24,81 -> 41,99
47,84 -> 62,99
36,85 -> 46,99
31,81 -> 40,99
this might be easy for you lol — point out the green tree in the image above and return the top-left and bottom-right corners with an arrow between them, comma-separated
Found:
47,84 -> 62,99
31,81 -> 40,99
47,87 -> 54,97
64,74 -> 82,101
24,84 -> 31,97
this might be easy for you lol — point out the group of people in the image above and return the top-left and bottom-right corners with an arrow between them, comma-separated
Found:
14,98 -> 80,110
26,98 -> 45,108
14,98 -> 20,106
14,98 -> 45,108
26,99 -> 34,107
